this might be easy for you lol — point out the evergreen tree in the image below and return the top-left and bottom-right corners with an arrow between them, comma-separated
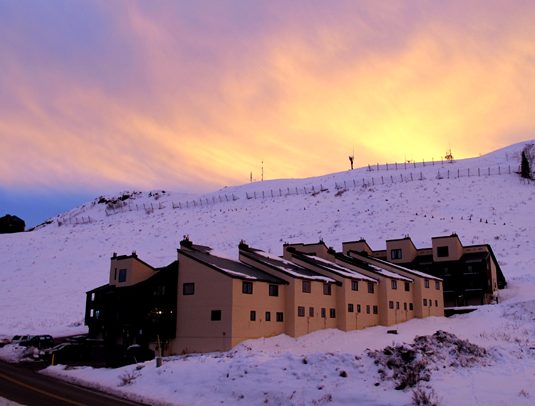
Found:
521,150 -> 531,179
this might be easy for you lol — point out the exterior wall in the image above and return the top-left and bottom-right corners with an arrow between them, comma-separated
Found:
288,255 -> 381,329
230,279 -> 286,347
172,254 -> 233,354
109,255 -> 154,287
432,235 -> 463,262
283,242 -> 330,260
352,254 -> 444,318
342,279 -> 380,329
291,280 -> 338,336
386,238 -> 418,263
342,240 -> 373,256
332,258 -> 415,326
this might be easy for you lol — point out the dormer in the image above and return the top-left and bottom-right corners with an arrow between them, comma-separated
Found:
385,236 -> 417,263
342,239 -> 373,256
283,240 -> 331,260
431,234 -> 463,262
109,251 -> 155,287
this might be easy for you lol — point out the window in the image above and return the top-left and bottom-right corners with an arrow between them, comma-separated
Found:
329,308 -> 336,318
118,269 -> 127,283
373,305 -> 378,314
423,298 -> 428,306
389,301 -> 394,309
425,279 -> 430,288
183,283 -> 195,295
323,283 -> 332,295
435,281 -> 440,290
250,310 -> 256,321
94,310 -> 100,319
437,246 -> 449,257
265,311 -> 271,321
242,281 -> 253,294
435,300 -> 438,307
90,293 -> 95,302
302,280 -> 311,293
391,249 -> 402,260
404,282 -> 410,292
211,310 -> 221,321
357,304 -> 361,313
297,306 -> 305,317
89,309 -> 94,317
276,312 -> 284,322
404,302 -> 407,311
269,284 -> 279,296
367,282 -> 375,294
321,308 -> 326,318
348,303 -> 354,313
351,280 -> 359,291
366,305 -> 371,314
309,307 -> 314,317
409,303 -> 414,311
391,280 -> 397,289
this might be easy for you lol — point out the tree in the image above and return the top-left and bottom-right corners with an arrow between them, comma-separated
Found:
521,144 -> 534,179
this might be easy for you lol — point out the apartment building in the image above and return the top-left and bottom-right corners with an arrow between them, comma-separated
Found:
342,234 -> 506,307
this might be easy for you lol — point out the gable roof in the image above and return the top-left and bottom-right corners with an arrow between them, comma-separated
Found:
240,246 -> 336,283
179,248 -> 287,284
290,251 -> 378,283
334,252 -> 413,282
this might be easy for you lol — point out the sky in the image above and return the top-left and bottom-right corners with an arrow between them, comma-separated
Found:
1,1 -> 535,227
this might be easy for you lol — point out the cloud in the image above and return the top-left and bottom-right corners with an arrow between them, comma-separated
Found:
1,1 -> 535,192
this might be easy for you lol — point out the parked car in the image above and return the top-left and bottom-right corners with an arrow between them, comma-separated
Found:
0,337 -> 11,348
19,335 -> 54,349
11,335 -> 32,345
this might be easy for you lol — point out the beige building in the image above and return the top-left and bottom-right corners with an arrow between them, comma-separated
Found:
87,237 -> 447,356
173,239 -> 288,354
342,234 -> 505,307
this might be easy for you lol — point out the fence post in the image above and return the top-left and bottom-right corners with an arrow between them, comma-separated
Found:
488,167 -> 490,176
457,169 -> 460,178
411,173 -> 413,181
395,162 -> 398,170
478,168 -> 480,176
271,190 -> 274,198
400,173 -> 403,182
362,178 -> 365,186
447,170 -> 450,179
468,168 -> 470,177
254,192 -> 256,199
390,175 -> 394,183
508,165 -> 511,174
386,163 -> 389,171
353,179 -> 356,187
344,181 -> 347,188
376,163 -> 379,171
413,162 -> 416,168
381,176 -> 384,184
498,166 -> 501,175
262,191 -> 265,199
372,178 -> 374,186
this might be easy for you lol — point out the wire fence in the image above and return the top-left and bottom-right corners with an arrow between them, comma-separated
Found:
63,164 -> 522,224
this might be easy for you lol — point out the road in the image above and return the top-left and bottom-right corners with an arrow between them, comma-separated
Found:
0,360 -> 146,406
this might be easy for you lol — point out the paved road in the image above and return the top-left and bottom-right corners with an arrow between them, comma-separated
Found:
0,361 -> 146,406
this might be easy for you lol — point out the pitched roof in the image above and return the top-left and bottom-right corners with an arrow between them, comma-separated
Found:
180,248 -> 287,284
290,252 -> 378,282
334,252 -> 413,282
240,247 -> 336,283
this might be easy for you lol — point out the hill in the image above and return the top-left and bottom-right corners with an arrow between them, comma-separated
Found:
1,140 -> 535,405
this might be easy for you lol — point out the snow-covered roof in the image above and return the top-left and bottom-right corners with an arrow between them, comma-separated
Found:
370,256 -> 442,281
241,248 -> 336,283
292,253 -> 378,283
335,253 -> 412,282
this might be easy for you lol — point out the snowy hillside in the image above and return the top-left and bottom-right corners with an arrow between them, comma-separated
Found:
2,140 -> 535,405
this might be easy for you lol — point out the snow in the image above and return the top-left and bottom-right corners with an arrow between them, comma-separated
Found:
369,257 -> 443,280
2,140 -> 535,405
361,262 -> 414,282
298,254 -> 379,282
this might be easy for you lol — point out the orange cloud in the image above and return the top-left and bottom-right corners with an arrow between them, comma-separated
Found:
1,2 -> 535,192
